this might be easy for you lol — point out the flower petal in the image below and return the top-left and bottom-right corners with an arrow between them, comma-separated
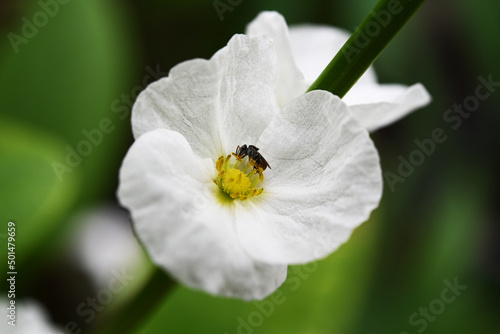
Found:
132,34 -> 279,159
118,129 -> 287,300
344,83 -> 432,131
236,91 -> 382,265
288,25 -> 377,87
0,299 -> 63,334
246,11 -> 309,106
70,204 -> 147,287
288,25 -> 431,131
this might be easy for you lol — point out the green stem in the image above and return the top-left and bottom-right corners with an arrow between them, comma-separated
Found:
95,267 -> 177,334
308,0 -> 427,98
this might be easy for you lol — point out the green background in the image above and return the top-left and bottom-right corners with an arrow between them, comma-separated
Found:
0,0 -> 498,333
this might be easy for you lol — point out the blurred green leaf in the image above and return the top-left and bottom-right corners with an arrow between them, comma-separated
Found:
0,0 -> 137,201
410,166 -> 493,334
0,117 -> 81,273
353,165 -> 495,334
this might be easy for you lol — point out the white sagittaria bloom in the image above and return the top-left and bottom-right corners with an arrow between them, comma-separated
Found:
246,11 -> 431,132
118,34 -> 382,300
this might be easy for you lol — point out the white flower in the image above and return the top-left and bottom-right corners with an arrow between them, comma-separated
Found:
0,299 -> 63,334
246,11 -> 431,131
118,34 -> 382,300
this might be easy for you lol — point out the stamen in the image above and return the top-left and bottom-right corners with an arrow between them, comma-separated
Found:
213,152 -> 267,202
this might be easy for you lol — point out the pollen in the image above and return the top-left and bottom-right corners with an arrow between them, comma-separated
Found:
213,153 -> 265,201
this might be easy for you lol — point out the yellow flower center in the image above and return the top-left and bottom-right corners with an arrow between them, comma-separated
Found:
221,169 -> 251,194
213,153 -> 264,201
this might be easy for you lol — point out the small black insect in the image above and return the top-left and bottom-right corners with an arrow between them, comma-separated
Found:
235,144 -> 271,171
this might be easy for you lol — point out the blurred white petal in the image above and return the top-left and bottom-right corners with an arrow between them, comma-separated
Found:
0,299 -> 63,334
70,204 -> 147,287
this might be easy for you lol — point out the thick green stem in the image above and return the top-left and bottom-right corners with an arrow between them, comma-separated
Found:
308,0 -> 427,98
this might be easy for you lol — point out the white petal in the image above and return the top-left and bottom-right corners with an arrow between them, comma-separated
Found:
346,83 -> 431,131
246,11 -> 309,106
288,25 -> 377,87
0,299 -> 63,334
118,129 -> 287,300
247,18 -> 430,131
70,204 -> 147,287
132,34 -> 279,159
288,25 -> 431,131
236,91 -> 382,264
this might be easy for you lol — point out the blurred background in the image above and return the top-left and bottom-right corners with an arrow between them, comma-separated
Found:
0,0 -> 498,333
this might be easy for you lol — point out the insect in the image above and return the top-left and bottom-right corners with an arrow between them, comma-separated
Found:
235,144 -> 271,171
